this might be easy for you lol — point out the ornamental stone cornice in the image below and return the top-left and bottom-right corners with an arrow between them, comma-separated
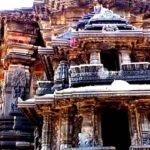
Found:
52,32 -> 150,52
51,5 -> 150,51
18,85 -> 150,125
18,83 -> 150,105
0,10 -> 39,26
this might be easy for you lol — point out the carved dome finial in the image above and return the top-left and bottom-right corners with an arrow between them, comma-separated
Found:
94,0 -> 103,14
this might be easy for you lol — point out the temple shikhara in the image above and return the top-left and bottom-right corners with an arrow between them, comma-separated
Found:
0,0 -> 150,150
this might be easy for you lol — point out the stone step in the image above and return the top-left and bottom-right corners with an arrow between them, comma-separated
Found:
64,147 -> 116,150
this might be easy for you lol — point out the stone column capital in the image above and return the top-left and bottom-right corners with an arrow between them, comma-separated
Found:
119,47 -> 131,53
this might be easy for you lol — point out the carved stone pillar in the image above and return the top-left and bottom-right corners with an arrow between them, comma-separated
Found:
79,105 -> 101,147
139,113 -> 150,145
120,48 -> 131,64
129,106 -> 142,146
60,108 -> 73,150
95,108 -> 103,146
41,112 -> 53,150
90,52 -> 101,64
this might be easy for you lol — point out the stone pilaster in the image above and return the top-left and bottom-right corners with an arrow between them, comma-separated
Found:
60,108 -> 73,150
90,52 -> 101,64
95,108 -> 103,146
129,106 -> 142,146
41,112 -> 53,150
120,48 -> 131,64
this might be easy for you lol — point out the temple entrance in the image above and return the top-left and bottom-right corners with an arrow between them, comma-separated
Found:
101,50 -> 119,71
101,107 -> 131,150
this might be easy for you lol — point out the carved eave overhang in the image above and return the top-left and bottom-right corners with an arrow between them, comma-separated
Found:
18,81 -> 150,114
18,98 -> 41,125
18,94 -> 54,109
73,30 -> 150,49
52,29 -> 150,51
54,83 -> 150,110
55,87 -> 150,99
18,94 -> 55,125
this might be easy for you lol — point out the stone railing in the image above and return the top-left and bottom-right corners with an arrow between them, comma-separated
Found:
70,62 -> 150,87
130,145 -> 150,150
121,62 -> 150,71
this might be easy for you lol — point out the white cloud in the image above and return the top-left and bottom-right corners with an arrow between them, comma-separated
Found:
0,0 -> 34,10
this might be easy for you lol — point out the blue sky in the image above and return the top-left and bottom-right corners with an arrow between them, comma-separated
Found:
0,0 -> 34,10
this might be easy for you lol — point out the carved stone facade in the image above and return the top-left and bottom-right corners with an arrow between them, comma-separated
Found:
0,0 -> 150,150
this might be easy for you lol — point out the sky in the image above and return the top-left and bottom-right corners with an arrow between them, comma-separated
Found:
0,0 -> 34,10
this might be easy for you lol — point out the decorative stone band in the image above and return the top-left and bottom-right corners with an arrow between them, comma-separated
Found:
72,30 -> 150,38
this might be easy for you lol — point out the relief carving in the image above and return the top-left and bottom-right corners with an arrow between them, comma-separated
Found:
34,127 -> 42,150
11,68 -> 27,99
11,67 -> 27,112
79,126 -> 94,147
102,24 -> 118,32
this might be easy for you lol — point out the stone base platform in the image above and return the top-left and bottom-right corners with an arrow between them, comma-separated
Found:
130,145 -> 150,150
64,147 -> 116,150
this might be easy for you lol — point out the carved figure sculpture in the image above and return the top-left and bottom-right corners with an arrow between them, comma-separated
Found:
11,68 -> 27,99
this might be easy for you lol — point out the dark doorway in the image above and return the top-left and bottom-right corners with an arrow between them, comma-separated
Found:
101,50 -> 119,71
101,108 -> 131,150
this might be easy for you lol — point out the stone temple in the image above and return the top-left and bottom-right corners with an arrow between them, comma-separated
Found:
0,0 -> 150,150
